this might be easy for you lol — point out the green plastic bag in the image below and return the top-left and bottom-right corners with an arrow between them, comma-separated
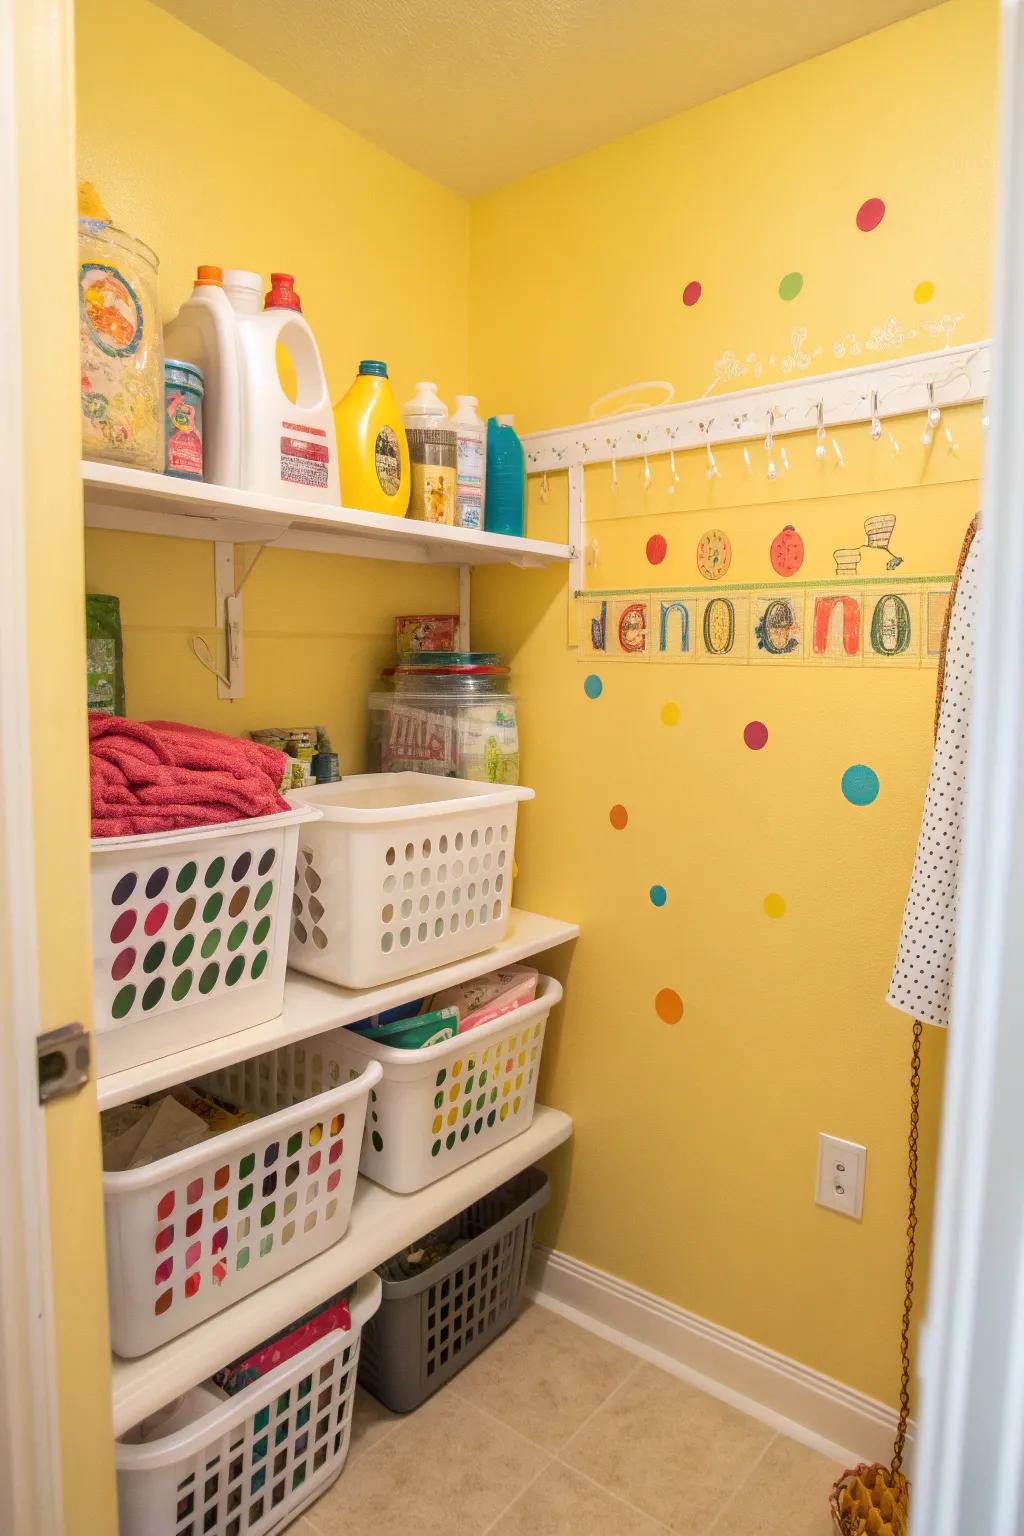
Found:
86,593 -> 125,715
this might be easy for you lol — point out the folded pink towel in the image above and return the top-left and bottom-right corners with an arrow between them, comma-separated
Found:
90,715 -> 290,837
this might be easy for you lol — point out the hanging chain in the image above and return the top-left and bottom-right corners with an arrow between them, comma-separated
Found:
892,1017 -> 923,1478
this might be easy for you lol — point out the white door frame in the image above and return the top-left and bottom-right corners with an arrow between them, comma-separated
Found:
911,2 -> 1024,1532
0,0 -> 65,1529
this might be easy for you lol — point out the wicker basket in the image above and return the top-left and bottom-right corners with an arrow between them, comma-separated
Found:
830,1461 -> 909,1535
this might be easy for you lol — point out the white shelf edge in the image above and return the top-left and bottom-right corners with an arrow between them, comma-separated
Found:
110,1104 -> 573,1434
96,909 -> 579,1109
82,461 -> 571,568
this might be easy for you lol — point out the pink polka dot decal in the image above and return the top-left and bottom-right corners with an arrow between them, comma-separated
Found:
682,280 -> 702,307
646,534 -> 667,565
743,720 -> 768,751
856,197 -> 886,232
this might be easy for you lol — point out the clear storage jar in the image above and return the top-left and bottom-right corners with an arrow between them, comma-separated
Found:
79,220 -> 164,471
371,655 -> 520,784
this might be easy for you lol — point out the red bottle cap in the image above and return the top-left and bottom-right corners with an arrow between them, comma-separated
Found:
265,272 -> 302,311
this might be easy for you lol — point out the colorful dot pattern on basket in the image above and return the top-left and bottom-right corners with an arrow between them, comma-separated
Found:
102,841 -> 278,1027
150,1105 -> 347,1321
421,1022 -> 544,1160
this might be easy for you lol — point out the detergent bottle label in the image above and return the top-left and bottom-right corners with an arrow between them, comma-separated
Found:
280,421 -> 330,489
374,426 -> 402,497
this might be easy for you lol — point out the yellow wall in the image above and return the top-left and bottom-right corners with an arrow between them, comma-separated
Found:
78,0 -> 468,755
471,0 -> 997,1406
15,0 -> 118,1528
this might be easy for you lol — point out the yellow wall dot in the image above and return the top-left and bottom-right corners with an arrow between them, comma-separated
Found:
660,701 -> 681,726
763,893 -> 786,918
913,280 -> 935,303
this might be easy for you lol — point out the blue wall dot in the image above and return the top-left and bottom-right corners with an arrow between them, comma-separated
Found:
649,885 -> 667,907
841,764 -> 880,806
583,674 -> 603,700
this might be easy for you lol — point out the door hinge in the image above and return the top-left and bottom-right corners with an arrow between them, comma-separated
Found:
37,1022 -> 91,1104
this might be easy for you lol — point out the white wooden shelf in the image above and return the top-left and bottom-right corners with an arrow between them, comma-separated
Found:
110,1104 -> 572,1434
96,908 -> 578,1109
83,461 -> 571,568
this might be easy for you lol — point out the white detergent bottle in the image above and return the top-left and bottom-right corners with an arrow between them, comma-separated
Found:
163,264 -> 243,486
450,394 -> 486,529
232,271 -> 339,505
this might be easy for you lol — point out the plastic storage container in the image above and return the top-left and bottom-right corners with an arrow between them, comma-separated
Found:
359,1170 -> 547,1411
333,359 -> 409,516
116,1272 -> 381,1536
79,204 -> 164,471
91,807 -> 318,1077
329,976 -> 560,1192
373,655 -> 520,783
484,414 -> 526,536
103,1040 -> 383,1356
285,773 -> 533,989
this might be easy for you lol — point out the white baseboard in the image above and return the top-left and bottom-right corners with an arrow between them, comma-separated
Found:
527,1247 -> 913,1470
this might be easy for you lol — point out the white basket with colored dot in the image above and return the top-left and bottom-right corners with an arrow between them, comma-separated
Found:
116,1272 -> 381,1536
285,774 -> 534,989
91,808 -> 319,1078
103,1042 -> 383,1357
328,976 -> 561,1194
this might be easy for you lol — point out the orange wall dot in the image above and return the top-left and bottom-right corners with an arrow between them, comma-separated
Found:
655,988 -> 684,1024
609,804 -> 629,829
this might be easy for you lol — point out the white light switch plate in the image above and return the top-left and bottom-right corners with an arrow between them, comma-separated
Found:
816,1133 -> 866,1219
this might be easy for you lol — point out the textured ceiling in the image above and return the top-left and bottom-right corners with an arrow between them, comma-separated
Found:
154,0 -> 946,195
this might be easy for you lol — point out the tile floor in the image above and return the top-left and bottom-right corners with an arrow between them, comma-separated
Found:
291,1300 -> 844,1536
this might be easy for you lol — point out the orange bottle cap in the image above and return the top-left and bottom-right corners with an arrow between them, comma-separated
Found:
195,264 -> 223,286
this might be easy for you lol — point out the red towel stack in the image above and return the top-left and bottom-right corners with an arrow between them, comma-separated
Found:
90,715 -> 291,837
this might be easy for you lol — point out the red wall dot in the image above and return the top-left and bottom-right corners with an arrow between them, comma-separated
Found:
743,721 -> 769,751
856,197 -> 886,232
682,280 -> 702,306
646,534 -> 667,565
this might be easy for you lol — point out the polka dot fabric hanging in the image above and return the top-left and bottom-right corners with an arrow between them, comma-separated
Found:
91,806 -> 317,1075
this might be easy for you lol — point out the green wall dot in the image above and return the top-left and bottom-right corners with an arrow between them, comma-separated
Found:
204,856 -> 225,888
228,921 -> 248,951
111,985 -> 136,1020
199,962 -> 220,994
254,881 -> 274,911
176,862 -> 197,893
253,915 -> 271,944
201,928 -> 221,959
171,969 -> 193,1002
251,950 -> 268,980
778,270 -> 804,301
226,955 -> 245,986
172,934 -> 194,966
142,977 -> 165,1011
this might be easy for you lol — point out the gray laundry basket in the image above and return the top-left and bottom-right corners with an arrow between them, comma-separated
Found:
358,1167 -> 549,1413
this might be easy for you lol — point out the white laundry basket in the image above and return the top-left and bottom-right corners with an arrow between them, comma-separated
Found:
116,1272 -> 381,1536
285,774 -> 533,988
104,1040 -> 382,1357
92,808 -> 319,1076
329,976 -> 562,1193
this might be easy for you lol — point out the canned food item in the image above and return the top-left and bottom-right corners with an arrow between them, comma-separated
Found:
164,359 -> 204,480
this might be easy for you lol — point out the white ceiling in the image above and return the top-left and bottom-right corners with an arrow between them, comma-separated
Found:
155,0 -> 947,196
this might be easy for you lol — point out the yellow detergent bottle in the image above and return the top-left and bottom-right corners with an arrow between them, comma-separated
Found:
333,360 -> 410,516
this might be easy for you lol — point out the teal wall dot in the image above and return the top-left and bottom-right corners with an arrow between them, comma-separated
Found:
584,674 -> 603,699
841,764 -> 880,805
649,885 -> 668,907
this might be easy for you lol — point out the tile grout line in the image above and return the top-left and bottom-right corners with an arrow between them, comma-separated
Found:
475,1452 -> 557,1536
553,1457 -> 677,1534
701,1432 -> 780,1536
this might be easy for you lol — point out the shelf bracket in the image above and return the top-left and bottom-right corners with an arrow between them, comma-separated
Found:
189,542 -> 244,699
459,565 -> 471,651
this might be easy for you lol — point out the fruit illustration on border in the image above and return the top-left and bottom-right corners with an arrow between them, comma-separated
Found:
697,528 -> 732,581
770,525 -> 804,577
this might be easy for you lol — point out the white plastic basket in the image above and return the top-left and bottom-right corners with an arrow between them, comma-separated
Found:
328,976 -> 562,1193
116,1272 -> 382,1536
285,774 -> 534,988
103,1039 -> 383,1357
92,808 -> 319,1077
